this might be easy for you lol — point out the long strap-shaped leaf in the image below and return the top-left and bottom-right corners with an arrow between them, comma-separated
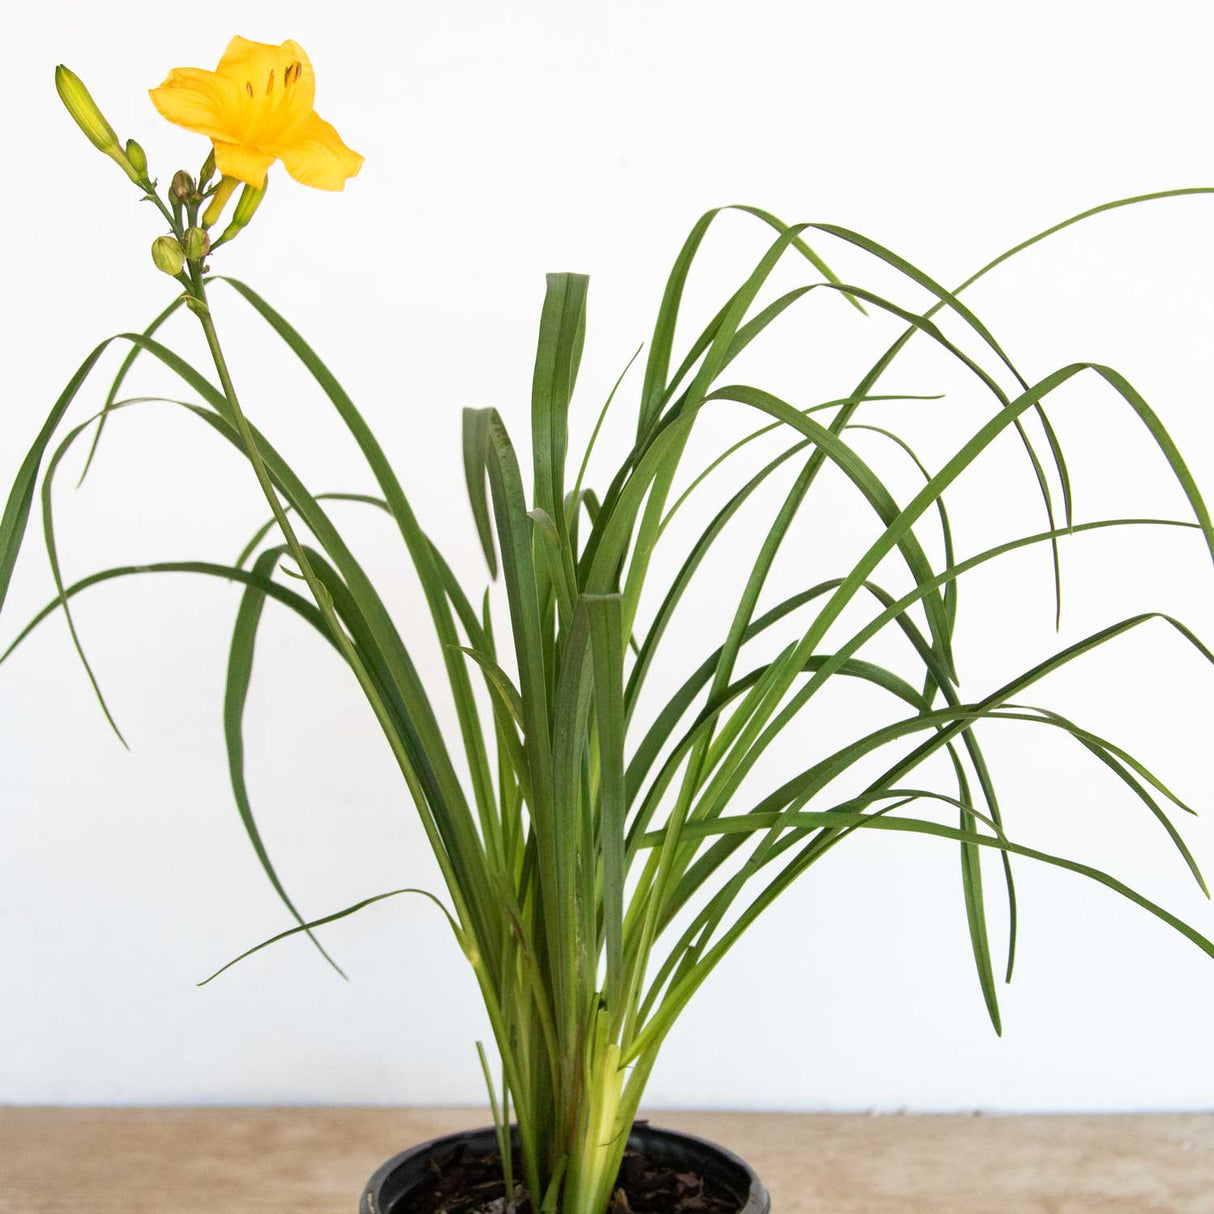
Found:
531,273 -> 588,533
621,222 -> 831,650
674,614 -> 1214,945
77,295 -> 184,487
3,560 -> 330,668
224,544 -> 348,976
625,804 -> 1214,1068
55,367 -> 491,951
586,594 -> 626,1018
549,596 -> 597,1073
212,277 -> 499,881
197,885 -> 464,986
690,361 -> 1214,838
477,408 -> 563,1038
625,193 -> 1214,734
463,408 -> 500,577
628,518 -> 1204,1025
637,206 -> 854,436
1,340 -> 116,617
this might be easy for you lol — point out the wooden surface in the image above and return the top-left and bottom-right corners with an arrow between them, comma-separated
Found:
1,1107 -> 1211,1213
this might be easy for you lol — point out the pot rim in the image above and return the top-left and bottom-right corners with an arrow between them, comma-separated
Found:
359,1122 -> 770,1214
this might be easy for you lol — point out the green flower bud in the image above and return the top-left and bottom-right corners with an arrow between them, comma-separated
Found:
125,139 -> 148,180
182,226 -> 210,261
232,179 -> 266,227
214,178 -> 268,248
198,148 -> 216,192
54,65 -> 118,154
151,235 -> 185,277
201,175 -> 239,228
171,170 -> 197,203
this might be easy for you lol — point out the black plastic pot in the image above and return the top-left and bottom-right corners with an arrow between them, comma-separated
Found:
359,1123 -> 771,1214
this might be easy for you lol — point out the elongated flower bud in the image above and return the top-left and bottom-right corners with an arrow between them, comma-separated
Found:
55,65 -> 146,186
182,226 -> 210,261
125,139 -> 148,180
198,148 -> 216,191
55,65 -> 118,153
151,235 -> 185,276
201,175 -> 240,228
232,179 -> 266,228
214,179 -> 267,247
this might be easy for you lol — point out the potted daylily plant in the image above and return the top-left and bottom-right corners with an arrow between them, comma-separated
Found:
5,34 -> 1213,1214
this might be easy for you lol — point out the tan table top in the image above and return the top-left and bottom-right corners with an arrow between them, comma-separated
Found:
0,1106 -> 1210,1213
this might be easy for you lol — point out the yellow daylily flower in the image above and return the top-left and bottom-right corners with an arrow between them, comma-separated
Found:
149,36 -> 363,191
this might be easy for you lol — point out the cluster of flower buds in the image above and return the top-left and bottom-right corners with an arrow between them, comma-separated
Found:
54,63 -> 269,280
150,225 -> 214,277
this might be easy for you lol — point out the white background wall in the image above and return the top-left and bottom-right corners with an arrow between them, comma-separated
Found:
3,0 -> 1214,1111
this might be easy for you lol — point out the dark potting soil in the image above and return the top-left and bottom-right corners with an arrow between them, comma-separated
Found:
400,1137 -> 745,1214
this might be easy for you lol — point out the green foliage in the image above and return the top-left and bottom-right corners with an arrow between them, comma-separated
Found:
4,190 -> 1214,1214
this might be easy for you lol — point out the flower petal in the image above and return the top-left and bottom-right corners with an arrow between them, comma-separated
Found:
149,68 -> 242,142
214,35 -> 316,141
275,112 -> 364,191
212,140 -> 276,190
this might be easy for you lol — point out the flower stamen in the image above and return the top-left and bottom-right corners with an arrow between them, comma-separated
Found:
245,80 -> 254,98
266,70 -> 274,94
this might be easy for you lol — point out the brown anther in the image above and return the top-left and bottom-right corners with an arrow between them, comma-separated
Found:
245,80 -> 254,98
266,69 -> 274,94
